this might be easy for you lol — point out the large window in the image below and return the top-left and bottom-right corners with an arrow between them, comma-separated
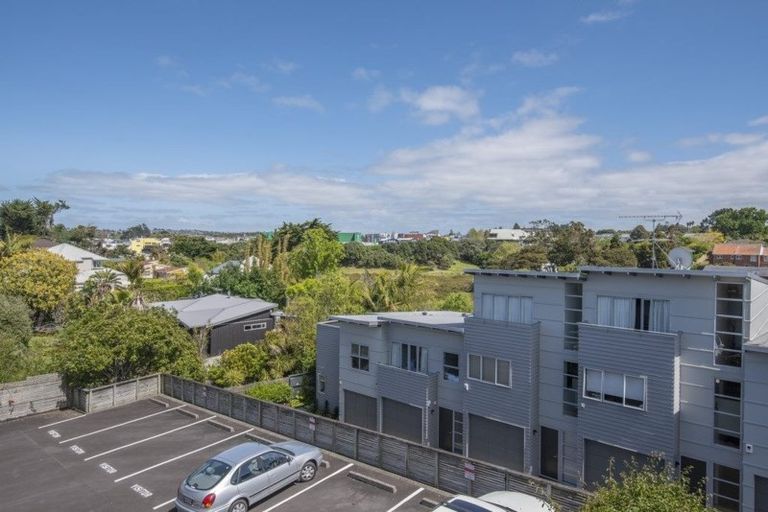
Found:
351,343 -> 369,371
480,294 -> 533,323
713,464 -> 740,512
391,343 -> 428,373
563,361 -> 579,417
564,283 -> 583,351
714,379 -> 741,448
443,352 -> 459,382
597,296 -> 670,332
468,354 -> 511,387
583,368 -> 646,410
715,283 -> 744,367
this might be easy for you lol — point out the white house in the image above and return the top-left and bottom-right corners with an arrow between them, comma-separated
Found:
47,243 -> 129,289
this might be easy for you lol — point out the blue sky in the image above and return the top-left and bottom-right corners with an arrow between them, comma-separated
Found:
1,1 -> 767,233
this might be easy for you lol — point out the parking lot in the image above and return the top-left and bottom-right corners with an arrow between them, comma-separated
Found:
2,398 -> 449,511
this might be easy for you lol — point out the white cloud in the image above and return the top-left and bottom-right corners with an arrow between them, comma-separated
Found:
352,67 -> 381,81
218,71 -> 269,93
517,86 -> 580,116
580,10 -> 628,24
749,115 -> 768,127
512,49 -> 559,68
627,150 -> 652,163
271,59 -> 298,74
272,95 -> 325,112
400,85 -> 480,125
678,132 -> 765,147
178,84 -> 207,96
155,55 -> 189,78
368,86 -> 395,112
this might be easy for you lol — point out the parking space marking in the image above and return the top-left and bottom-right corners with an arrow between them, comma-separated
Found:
83,415 -> 216,461
131,483 -> 153,498
261,462 -> 355,512
113,428 -> 254,483
385,487 -> 425,512
58,405 -> 186,444
152,497 -> 176,510
38,414 -> 86,429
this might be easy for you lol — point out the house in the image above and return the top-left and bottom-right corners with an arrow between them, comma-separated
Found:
128,237 -> 162,255
47,243 -> 129,289
317,265 -> 768,512
712,243 -> 766,267
151,293 -> 278,356
487,228 -> 530,242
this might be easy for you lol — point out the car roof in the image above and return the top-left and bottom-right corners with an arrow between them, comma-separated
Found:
213,442 -> 271,465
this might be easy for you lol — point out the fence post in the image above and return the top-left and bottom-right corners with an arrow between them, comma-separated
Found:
87,388 -> 92,413
293,410 -> 297,438
228,391 -> 233,417
434,451 -> 439,487
354,428 -> 359,460
112,383 -> 116,407
257,400 -> 262,427
135,377 -> 139,401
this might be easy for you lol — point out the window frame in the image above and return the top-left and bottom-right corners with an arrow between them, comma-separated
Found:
582,368 -> 647,411
318,374 -> 326,394
562,361 -> 579,417
466,353 -> 512,388
597,295 -> 671,333
713,378 -> 741,449
243,321 -> 268,332
443,352 -> 460,382
351,343 -> 370,372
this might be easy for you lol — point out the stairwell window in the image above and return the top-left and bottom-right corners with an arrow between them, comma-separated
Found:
597,296 -> 670,332
351,343 -> 369,371
714,379 -> 741,448
243,322 -> 267,331
443,352 -> 459,382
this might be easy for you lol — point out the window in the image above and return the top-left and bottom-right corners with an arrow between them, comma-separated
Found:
318,375 -> 326,394
715,283 -> 744,367
564,283 -> 583,351
187,459 -> 232,490
234,457 -> 262,484
439,408 -> 464,454
714,379 -> 741,448
712,464 -> 740,512
391,343 -> 428,373
563,361 -> 579,417
351,343 -> 369,371
597,296 -> 670,332
443,352 -> 459,382
480,294 -> 533,323
583,369 -> 646,410
680,456 -> 707,499
243,322 -> 267,332
467,353 -> 512,387
259,451 -> 289,472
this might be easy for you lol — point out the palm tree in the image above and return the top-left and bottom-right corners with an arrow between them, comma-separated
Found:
84,269 -> 124,304
0,231 -> 34,258
115,258 -> 144,288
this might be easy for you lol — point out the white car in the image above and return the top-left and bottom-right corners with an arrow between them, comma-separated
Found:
433,491 -> 555,512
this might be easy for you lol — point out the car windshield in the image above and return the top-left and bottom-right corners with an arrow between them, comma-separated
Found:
186,459 -> 232,491
443,498 -> 518,512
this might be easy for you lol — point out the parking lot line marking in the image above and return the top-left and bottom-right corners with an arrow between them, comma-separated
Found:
261,462 -> 354,512
38,414 -> 87,429
83,415 -> 217,461
385,487 -> 424,512
113,428 -> 254,483
152,497 -> 176,510
58,405 -> 186,444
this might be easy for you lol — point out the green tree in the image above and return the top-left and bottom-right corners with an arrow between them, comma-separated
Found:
629,224 -> 650,241
273,218 -> 336,252
701,207 -> 768,240
171,235 -> 217,259
207,342 -> 270,386
361,264 -> 431,311
0,198 -> 69,236
58,305 -> 204,388
202,267 -> 287,305
82,269 -> 124,305
0,231 -> 35,258
120,223 -> 151,240
488,242 -> 521,268
593,236 -> 638,267
288,228 -> 344,280
0,295 -> 34,382
438,292 -> 473,312
582,457 -> 713,512
0,250 -> 77,321
247,381 -> 293,404
547,221 -> 596,267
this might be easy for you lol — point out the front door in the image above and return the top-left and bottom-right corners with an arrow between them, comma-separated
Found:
260,451 -> 294,489
540,426 -> 559,480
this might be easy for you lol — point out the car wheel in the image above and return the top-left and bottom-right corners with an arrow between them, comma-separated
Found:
229,498 -> 248,512
299,461 -> 317,482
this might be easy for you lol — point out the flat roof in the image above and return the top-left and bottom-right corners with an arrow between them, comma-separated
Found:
467,265 -> 768,282
465,269 -> 582,280
331,311 -> 466,333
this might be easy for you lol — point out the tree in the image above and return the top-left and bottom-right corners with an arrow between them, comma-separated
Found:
202,266 -> 287,305
547,221 -> 596,267
342,242 -> 404,269
82,269 -> 124,305
582,457 -> 713,512
701,207 -> 768,240
438,292 -> 473,312
0,231 -> 35,258
0,295 -> 34,383
171,235 -> 217,259
58,304 -> 204,388
0,250 -> 77,321
273,218 -> 336,252
114,258 -> 145,288
629,225 -> 650,241
361,264 -> 431,312
593,236 -> 638,267
0,198 -> 68,236
120,223 -> 151,240
288,228 -> 344,280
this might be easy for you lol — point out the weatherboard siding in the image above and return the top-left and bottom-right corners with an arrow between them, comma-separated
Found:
316,322 -> 340,414
209,310 -> 275,355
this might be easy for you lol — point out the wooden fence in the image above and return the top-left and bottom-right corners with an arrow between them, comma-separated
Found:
72,374 -> 162,413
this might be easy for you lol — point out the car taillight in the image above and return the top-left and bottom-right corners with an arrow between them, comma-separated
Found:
202,493 -> 216,508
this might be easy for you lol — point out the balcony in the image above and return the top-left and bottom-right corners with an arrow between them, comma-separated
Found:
376,363 -> 438,405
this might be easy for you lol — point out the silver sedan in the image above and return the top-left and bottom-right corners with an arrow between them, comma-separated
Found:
175,440 -> 323,512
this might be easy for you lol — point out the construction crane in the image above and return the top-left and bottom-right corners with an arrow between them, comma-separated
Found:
619,212 -> 683,269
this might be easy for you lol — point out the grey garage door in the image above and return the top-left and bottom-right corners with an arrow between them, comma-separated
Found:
468,415 -> 524,471
382,398 -> 422,443
343,390 -> 377,431
584,439 -> 651,489
756,475 -> 768,512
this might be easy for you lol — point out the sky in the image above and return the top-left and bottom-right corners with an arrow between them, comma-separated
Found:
1,1 -> 767,233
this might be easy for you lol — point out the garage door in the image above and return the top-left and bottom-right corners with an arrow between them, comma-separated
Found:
584,439 -> 651,489
382,398 -> 422,443
756,475 -> 768,512
468,415 -> 524,471
343,390 -> 377,431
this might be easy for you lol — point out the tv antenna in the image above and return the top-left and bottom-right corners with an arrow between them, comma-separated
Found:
619,212 -> 683,268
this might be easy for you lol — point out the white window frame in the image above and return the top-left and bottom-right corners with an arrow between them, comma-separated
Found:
466,353 -> 512,388
391,342 -> 428,374
351,343 -> 370,372
480,293 -> 534,324
443,352 -> 460,382
597,296 -> 671,333
582,368 -> 647,411
243,322 -> 267,332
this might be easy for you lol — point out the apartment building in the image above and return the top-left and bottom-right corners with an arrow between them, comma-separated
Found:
316,265 -> 768,511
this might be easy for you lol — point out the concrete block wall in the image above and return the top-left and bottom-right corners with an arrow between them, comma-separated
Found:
0,373 -> 68,421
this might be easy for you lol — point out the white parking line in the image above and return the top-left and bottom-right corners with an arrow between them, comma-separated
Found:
152,497 -> 176,510
58,405 -> 186,444
261,463 -> 355,512
83,415 -> 216,461
386,487 -> 424,512
114,428 -> 254,483
38,414 -> 87,429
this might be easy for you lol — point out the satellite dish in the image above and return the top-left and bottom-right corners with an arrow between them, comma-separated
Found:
667,247 -> 693,270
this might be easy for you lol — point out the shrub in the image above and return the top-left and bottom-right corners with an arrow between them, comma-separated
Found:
247,381 -> 293,404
